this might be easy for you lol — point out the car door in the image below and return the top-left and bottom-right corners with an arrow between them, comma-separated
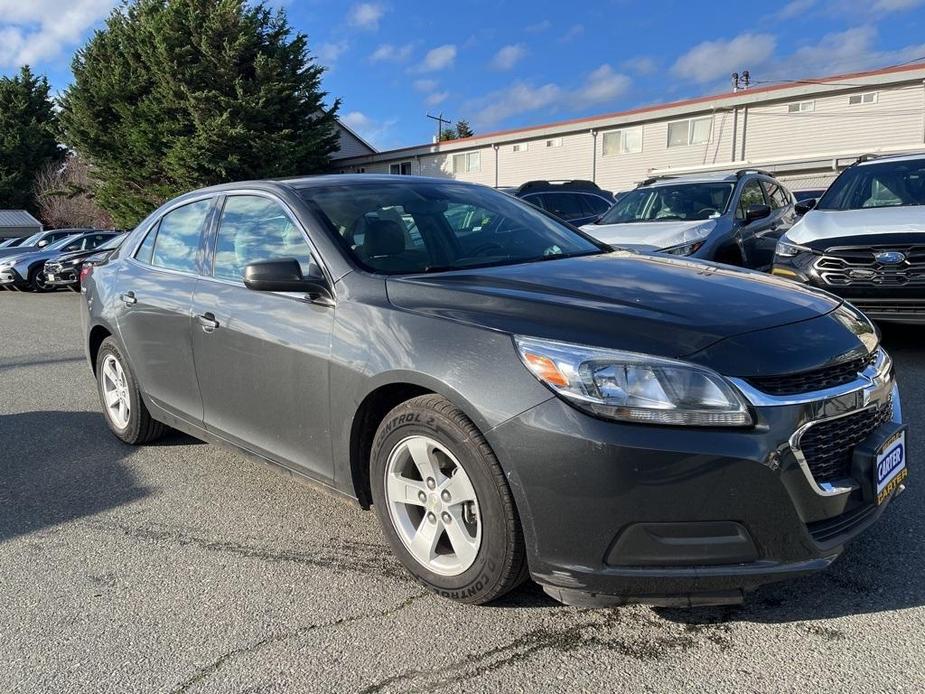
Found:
190,193 -> 335,480
733,178 -> 777,269
116,197 -> 214,423
753,180 -> 796,270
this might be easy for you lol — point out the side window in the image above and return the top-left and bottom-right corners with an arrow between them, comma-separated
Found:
762,182 -> 789,209
736,180 -> 766,219
135,224 -> 158,264
152,199 -> 212,273
535,193 -> 587,221
582,195 -> 612,216
62,238 -> 86,252
213,195 -> 318,281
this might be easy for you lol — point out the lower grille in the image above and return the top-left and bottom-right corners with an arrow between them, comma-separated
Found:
807,503 -> 878,544
850,298 -> 925,321
746,352 -> 875,396
797,399 -> 893,484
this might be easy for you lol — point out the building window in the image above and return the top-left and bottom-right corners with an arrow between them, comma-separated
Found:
452,151 -> 481,173
389,161 -> 412,175
667,116 -> 713,147
849,92 -> 878,105
787,100 -> 815,113
602,127 -> 643,156
512,142 -> 528,152
545,137 -> 563,148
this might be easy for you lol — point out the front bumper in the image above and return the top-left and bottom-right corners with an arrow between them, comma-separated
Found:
486,358 -> 904,607
43,267 -> 79,286
0,268 -> 23,287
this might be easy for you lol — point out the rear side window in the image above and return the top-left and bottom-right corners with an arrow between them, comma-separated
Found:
582,195 -> 612,216
135,225 -> 158,264
212,195 -> 318,281
762,182 -> 790,209
150,199 -> 212,273
530,193 -> 587,221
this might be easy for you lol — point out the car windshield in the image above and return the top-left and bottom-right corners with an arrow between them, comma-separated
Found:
20,231 -> 45,246
96,234 -> 125,251
47,234 -> 85,250
817,159 -> 925,210
597,182 -> 734,224
299,180 -> 605,274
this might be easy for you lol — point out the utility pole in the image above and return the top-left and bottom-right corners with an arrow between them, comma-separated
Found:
426,112 -> 452,142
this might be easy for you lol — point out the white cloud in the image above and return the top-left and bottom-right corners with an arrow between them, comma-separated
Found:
672,33 -> 777,84
340,110 -> 397,148
413,44 -> 456,73
777,0 -> 816,18
525,19 -> 551,33
370,42 -> 413,63
317,40 -> 349,66
467,65 -> 631,126
425,91 -> 449,106
559,24 -> 584,43
0,0 -> 116,68
413,79 -> 439,92
573,64 -> 631,108
490,44 -> 527,71
622,56 -> 658,75
348,2 -> 385,30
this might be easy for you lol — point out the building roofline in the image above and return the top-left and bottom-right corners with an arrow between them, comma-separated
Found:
335,117 -> 378,154
336,60 -> 925,164
0,209 -> 42,227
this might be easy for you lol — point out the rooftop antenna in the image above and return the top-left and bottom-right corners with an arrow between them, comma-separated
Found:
731,70 -> 751,92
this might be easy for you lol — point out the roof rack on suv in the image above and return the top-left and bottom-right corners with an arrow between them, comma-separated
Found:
735,168 -> 775,179
515,179 -> 604,194
637,175 -> 679,187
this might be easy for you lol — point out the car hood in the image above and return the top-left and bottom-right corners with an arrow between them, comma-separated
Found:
579,219 -> 714,251
0,245 -> 39,260
386,252 -> 843,365
788,207 -> 925,246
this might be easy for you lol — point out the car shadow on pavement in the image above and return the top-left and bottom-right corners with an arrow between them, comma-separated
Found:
0,411 -> 150,544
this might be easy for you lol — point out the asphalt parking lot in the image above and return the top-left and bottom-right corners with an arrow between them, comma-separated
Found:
1,292 -> 924,693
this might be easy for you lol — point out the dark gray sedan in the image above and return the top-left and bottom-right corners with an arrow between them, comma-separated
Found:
81,175 -> 906,607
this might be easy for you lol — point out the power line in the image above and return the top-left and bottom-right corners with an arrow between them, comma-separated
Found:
750,55 -> 925,89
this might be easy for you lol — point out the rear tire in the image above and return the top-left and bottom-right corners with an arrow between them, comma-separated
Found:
96,337 -> 164,445
370,394 -> 528,604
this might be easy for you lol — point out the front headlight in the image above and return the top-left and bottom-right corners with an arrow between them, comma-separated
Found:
775,238 -> 812,258
658,222 -> 715,257
514,336 -> 753,427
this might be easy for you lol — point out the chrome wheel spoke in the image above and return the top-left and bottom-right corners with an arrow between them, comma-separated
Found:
440,471 -> 477,506
101,355 -> 131,429
104,388 -> 120,407
387,473 -> 427,506
102,363 -> 119,388
444,507 -> 479,566
410,515 -> 443,563
406,437 -> 446,486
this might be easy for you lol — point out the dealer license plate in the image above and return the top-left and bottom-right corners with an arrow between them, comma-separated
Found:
876,431 -> 907,505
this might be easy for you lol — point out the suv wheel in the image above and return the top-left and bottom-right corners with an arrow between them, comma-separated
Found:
28,266 -> 52,292
96,337 -> 164,444
370,395 -> 528,604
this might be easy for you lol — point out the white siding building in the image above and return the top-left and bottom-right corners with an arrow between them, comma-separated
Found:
335,62 -> 925,193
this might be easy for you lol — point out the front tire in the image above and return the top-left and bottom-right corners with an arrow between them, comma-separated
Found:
28,266 -> 52,292
96,337 -> 164,445
370,395 -> 527,604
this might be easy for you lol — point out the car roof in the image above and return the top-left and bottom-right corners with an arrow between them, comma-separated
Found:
856,152 -> 925,166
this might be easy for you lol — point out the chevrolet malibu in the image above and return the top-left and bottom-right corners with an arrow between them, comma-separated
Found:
82,175 -> 908,607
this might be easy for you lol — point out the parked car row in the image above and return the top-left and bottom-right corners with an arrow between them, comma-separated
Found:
0,230 -> 125,292
79,172 -> 907,609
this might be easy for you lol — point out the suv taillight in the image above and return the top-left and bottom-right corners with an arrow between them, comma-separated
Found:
79,264 -> 94,283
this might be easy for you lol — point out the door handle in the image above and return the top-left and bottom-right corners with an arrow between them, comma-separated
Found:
198,312 -> 219,333
120,291 -> 137,306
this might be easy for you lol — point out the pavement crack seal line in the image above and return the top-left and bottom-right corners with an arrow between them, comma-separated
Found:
78,518 -> 409,579
169,592 -> 431,694
357,610 -> 708,694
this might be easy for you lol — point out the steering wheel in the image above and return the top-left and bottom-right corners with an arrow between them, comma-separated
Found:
469,242 -> 506,257
696,207 -> 719,218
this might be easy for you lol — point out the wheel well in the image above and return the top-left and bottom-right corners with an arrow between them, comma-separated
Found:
88,326 -> 112,375
349,383 -> 432,508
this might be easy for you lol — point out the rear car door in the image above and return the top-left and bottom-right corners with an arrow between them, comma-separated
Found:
190,193 -> 335,479
752,180 -> 797,269
116,198 -> 213,422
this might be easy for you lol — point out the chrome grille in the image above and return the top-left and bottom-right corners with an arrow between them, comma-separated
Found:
814,244 -> 925,287
797,398 -> 893,484
746,352 -> 876,396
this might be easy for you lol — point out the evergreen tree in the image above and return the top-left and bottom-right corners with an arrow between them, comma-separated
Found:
0,66 -> 63,212
59,0 -> 341,227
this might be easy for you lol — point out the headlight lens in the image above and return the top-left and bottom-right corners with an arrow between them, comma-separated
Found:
775,238 -> 812,258
659,222 -> 714,256
514,336 -> 753,426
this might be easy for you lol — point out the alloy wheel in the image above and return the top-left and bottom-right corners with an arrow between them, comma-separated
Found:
101,354 -> 131,429
384,435 -> 482,576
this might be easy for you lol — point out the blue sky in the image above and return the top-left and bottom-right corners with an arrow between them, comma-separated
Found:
2,0 -> 925,150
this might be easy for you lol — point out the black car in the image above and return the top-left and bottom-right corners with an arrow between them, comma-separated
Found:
504,180 -> 615,227
82,175 -> 906,607
44,233 -> 126,291
773,153 -> 925,324
582,169 -> 798,268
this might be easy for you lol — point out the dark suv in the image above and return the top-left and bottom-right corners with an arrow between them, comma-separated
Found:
582,169 -> 797,269
82,175 -> 906,608
503,180 -> 615,227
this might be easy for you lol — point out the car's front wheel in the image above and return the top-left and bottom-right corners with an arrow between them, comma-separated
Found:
370,395 -> 528,604
28,266 -> 52,292
96,337 -> 164,445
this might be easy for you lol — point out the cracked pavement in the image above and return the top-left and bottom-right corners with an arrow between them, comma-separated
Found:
1,292 -> 924,693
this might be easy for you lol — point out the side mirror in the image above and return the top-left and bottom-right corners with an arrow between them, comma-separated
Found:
37,240 -> 48,247
744,204 -> 772,223
243,258 -> 334,305
795,198 -> 817,215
